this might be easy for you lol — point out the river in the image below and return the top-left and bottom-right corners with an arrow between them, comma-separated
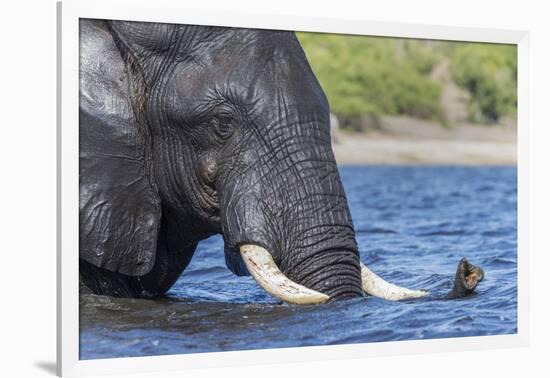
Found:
80,166 -> 517,359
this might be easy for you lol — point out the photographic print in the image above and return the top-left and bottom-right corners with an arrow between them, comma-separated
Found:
77,17 -> 517,360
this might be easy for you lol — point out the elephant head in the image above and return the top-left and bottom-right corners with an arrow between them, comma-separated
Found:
79,19 -> 427,303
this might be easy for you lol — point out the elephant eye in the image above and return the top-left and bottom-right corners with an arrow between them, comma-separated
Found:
211,116 -> 234,141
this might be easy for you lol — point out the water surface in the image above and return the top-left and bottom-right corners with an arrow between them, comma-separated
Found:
80,166 -> 517,359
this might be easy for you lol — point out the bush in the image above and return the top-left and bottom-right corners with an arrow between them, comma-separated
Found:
296,32 -> 517,127
297,33 -> 442,127
449,42 -> 517,123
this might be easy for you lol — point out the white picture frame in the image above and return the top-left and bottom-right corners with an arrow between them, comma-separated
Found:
57,0 -> 529,376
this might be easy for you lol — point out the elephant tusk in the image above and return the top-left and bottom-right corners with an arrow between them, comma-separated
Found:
360,262 -> 427,301
239,244 -> 329,305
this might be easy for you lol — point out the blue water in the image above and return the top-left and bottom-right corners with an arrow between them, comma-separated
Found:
79,166 -> 517,359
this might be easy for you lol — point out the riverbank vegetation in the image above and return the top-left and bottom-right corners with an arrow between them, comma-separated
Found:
296,32 -> 517,129
448,42 -> 517,123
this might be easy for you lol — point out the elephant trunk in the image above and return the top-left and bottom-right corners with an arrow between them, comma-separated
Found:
239,244 -> 329,304
220,141 -> 365,302
220,117 -> 426,303
277,223 -> 364,301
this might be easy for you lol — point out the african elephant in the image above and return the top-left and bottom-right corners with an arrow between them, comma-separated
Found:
79,19 -> 483,304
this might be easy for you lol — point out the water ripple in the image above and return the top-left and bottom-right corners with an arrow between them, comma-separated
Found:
80,166 -> 517,359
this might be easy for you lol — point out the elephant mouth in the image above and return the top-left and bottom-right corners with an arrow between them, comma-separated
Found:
236,243 -> 428,304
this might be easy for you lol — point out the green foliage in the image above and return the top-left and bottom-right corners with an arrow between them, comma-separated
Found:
449,42 -> 517,123
297,32 -> 442,126
296,32 -> 517,128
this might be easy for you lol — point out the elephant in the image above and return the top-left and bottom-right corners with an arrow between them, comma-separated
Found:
78,18 -> 483,304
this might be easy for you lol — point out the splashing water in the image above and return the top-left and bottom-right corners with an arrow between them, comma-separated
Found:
80,166 -> 517,359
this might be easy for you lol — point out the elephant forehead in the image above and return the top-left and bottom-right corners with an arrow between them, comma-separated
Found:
158,66 -> 224,119
109,20 -> 176,53
216,34 -> 329,111
160,51 -> 328,122
136,26 -> 329,128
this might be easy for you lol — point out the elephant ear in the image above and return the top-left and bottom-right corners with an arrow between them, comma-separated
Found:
79,19 -> 160,276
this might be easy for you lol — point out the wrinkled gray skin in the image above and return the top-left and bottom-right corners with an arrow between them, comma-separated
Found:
79,19 -> 361,301
79,19 -> 483,303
